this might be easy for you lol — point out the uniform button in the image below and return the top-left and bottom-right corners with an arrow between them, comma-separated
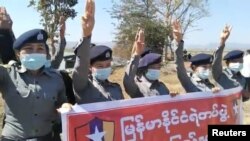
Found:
36,96 -> 40,99
35,129 -> 39,133
52,97 -> 56,100
34,113 -> 38,116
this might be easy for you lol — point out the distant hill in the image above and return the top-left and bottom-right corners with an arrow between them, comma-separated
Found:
65,41 -> 250,51
185,42 -> 250,51
66,41 -> 115,48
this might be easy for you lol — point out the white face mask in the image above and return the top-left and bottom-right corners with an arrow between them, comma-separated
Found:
92,67 -> 112,81
20,53 -> 47,70
229,62 -> 243,73
241,55 -> 250,77
196,67 -> 211,80
44,60 -> 51,68
145,69 -> 160,81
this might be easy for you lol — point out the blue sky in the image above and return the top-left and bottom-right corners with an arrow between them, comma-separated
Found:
1,0 -> 250,48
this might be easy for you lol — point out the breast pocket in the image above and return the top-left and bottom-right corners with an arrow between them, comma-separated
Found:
42,92 -> 58,102
16,84 -> 31,98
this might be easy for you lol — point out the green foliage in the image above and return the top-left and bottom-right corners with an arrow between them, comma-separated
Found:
110,0 -> 165,52
28,0 -> 78,40
110,0 -> 209,54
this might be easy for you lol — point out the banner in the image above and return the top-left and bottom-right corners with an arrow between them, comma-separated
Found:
61,87 -> 243,141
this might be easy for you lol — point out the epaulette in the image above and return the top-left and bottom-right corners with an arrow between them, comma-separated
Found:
0,64 -> 11,69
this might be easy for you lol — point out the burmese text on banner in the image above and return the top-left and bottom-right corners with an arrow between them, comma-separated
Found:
61,87 -> 243,141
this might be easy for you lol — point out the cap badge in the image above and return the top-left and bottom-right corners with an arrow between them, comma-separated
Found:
37,32 -> 44,40
105,52 -> 110,58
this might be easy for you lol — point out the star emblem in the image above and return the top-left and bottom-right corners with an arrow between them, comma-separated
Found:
86,126 -> 106,141
233,102 -> 238,115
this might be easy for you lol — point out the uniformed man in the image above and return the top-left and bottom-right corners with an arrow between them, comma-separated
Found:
123,29 -> 171,98
0,28 -> 71,141
72,0 -> 124,104
173,20 -> 220,93
212,25 -> 250,99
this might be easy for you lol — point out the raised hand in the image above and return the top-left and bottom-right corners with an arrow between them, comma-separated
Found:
57,103 -> 73,113
212,87 -> 221,93
59,16 -> 66,38
172,20 -> 183,43
82,0 -> 95,37
134,28 -> 145,56
0,7 -> 12,30
169,91 -> 179,97
220,24 -> 232,45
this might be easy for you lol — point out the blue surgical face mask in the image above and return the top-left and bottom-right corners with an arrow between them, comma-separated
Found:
197,68 -> 210,80
92,67 -> 112,81
229,62 -> 243,73
20,53 -> 47,71
44,60 -> 51,68
145,69 -> 160,81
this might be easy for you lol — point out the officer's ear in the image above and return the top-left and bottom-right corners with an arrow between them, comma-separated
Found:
14,50 -> 20,59
89,65 -> 93,73
225,60 -> 229,66
191,64 -> 197,71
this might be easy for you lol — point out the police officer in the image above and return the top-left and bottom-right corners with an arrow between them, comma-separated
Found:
173,20 -> 220,93
212,25 -> 250,99
241,50 -> 250,101
123,28 -> 171,98
0,28 -> 70,140
72,0 -> 124,104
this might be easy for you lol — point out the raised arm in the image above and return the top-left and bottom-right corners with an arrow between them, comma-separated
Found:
51,16 -> 67,69
0,65 -> 11,98
212,25 -> 232,80
172,20 -> 199,92
123,29 -> 145,97
0,7 -> 17,64
72,0 -> 95,93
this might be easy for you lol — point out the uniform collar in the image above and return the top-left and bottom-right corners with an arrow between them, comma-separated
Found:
92,77 -> 110,85
140,75 -> 158,88
225,68 -> 241,77
191,73 -> 203,82
17,65 -> 53,77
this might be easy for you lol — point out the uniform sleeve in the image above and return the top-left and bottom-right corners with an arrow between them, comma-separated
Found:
123,55 -> 141,98
72,36 -> 91,93
212,44 -> 225,81
174,40 -> 199,92
160,82 -> 170,94
0,29 -> 17,64
117,85 -> 125,100
0,65 -> 9,97
51,37 -> 66,69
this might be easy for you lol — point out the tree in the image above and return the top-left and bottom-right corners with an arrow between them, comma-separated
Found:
28,0 -> 78,55
110,0 -> 209,61
110,0 -> 168,55
154,0 -> 209,61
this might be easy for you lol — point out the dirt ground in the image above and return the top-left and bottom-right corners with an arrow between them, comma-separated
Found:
0,64 -> 249,135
